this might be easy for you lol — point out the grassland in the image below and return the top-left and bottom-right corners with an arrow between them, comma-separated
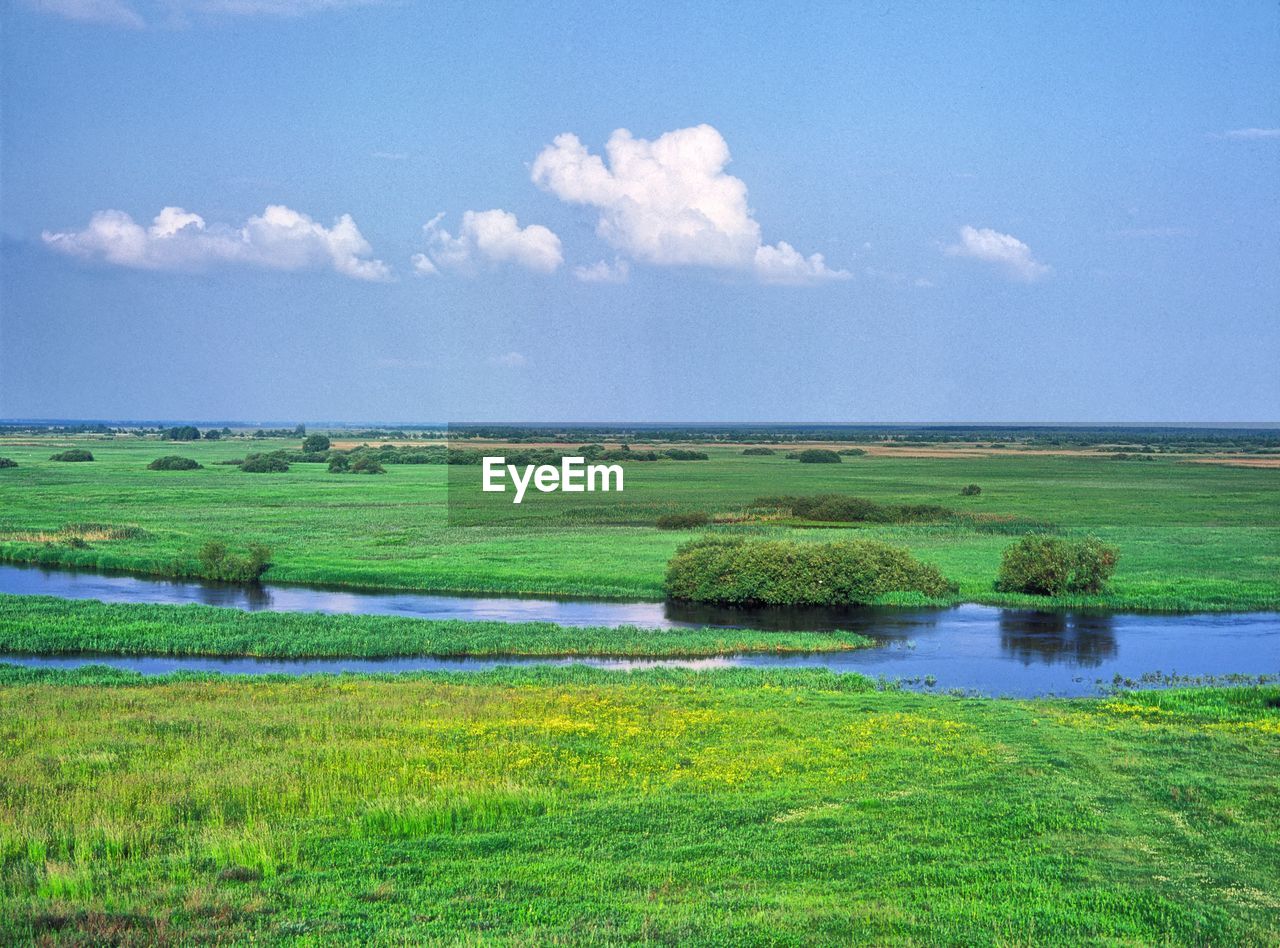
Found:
0,595 -> 871,658
1,435 -> 1276,610
0,666 -> 1276,944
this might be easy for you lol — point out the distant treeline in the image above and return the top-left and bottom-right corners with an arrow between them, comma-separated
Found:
443,424 -> 1280,450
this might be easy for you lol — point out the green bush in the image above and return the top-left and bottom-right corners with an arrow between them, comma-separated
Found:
752,494 -> 951,524
837,447 -> 867,456
662,449 -> 710,461
240,453 -> 290,473
196,541 -> 272,583
995,534 -> 1119,596
960,484 -> 982,496
147,455 -> 202,471
795,449 -> 841,464
50,449 -> 94,462
656,511 -> 711,530
328,454 -> 351,473
163,426 -> 201,441
350,456 -> 386,474
665,536 -> 956,606
0,457 -> 16,469
741,447 -> 775,456
303,434 -> 332,453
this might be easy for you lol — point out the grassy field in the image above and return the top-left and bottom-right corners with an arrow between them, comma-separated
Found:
1,435 -> 1277,611
0,595 -> 871,658
0,666 -> 1277,944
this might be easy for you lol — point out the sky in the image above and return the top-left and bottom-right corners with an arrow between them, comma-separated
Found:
1,0 -> 1278,424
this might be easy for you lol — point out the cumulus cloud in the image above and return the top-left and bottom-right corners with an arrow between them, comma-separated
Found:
945,225 -> 1050,282
412,209 -> 562,276
43,204 -> 391,281
531,124 -> 848,286
1221,128 -> 1280,140
573,258 -> 630,284
24,0 -> 378,27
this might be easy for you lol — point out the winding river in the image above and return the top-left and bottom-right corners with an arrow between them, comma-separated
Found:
2,563 -> 1277,697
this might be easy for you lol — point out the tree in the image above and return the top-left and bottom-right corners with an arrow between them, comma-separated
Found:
303,434 -> 331,453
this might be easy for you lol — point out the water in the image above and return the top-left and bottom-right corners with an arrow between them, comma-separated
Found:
2,563 -> 1278,696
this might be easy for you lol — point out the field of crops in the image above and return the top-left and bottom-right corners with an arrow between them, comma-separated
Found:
0,435 -> 1277,610
1,665 -> 1277,943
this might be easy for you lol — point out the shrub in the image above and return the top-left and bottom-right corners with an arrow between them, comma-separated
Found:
163,426 -> 201,441
837,447 -> 867,456
0,457 -> 16,469
148,455 -> 202,471
960,484 -> 982,496
752,494 -> 951,524
196,541 -> 272,583
663,449 -> 709,461
665,536 -> 956,606
203,429 -> 222,441
50,449 -> 94,462
328,454 -> 351,473
995,534 -> 1119,596
656,511 -> 711,530
350,456 -> 386,474
795,449 -> 841,464
741,447 -> 775,456
303,434 -> 331,453
240,453 -> 290,473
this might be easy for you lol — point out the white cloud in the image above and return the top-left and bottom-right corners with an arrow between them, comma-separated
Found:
573,258 -> 630,284
488,351 -> 527,368
945,225 -> 1050,282
413,209 -> 562,275
24,0 -> 377,27
43,204 -> 391,281
531,124 -> 848,285
1221,128 -> 1280,140
25,0 -> 144,26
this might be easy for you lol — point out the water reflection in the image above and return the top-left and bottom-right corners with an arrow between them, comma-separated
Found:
998,611 -> 1118,667
662,601 -> 945,635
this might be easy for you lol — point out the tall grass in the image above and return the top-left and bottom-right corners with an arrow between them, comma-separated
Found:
0,669 -> 1277,942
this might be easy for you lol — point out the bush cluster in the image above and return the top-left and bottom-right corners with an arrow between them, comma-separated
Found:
329,454 -> 386,474
0,457 -> 16,469
995,534 -> 1118,596
196,541 -> 271,582
837,448 -> 867,457
960,484 -> 982,496
752,494 -> 951,524
794,449 -> 841,464
656,511 -> 711,530
240,454 -> 290,473
147,456 -> 202,471
50,449 -> 94,462
163,426 -> 202,441
665,535 -> 957,606
662,449 -> 710,461
741,447 -> 776,456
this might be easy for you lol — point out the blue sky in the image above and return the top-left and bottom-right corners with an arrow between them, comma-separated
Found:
2,0 -> 1277,423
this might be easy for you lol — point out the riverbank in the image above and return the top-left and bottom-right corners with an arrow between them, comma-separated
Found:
0,595 -> 871,659
2,665 -> 1277,943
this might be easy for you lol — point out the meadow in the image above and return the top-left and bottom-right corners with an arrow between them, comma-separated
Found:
1,434 -> 1277,611
1,666 -> 1277,944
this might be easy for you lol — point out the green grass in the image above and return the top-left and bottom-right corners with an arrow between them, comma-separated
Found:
1,436 -> 1277,610
1,667 -> 1277,943
0,595 -> 871,658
